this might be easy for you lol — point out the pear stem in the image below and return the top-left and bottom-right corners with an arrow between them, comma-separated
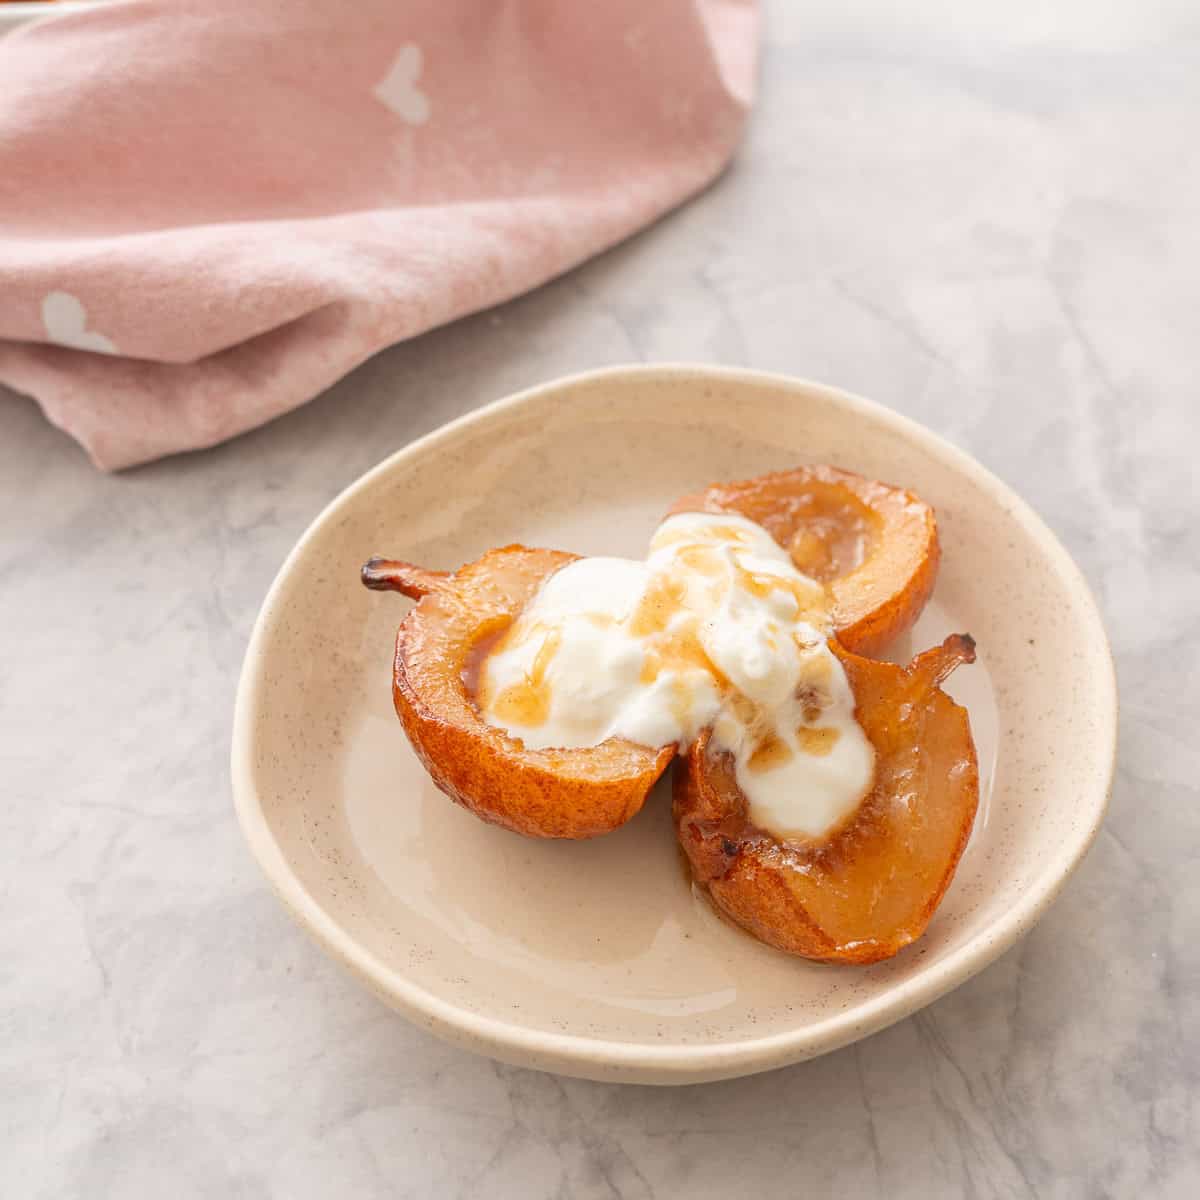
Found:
911,633 -> 976,689
360,557 -> 451,599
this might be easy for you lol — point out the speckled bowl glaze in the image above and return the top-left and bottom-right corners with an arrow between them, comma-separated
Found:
232,365 -> 1116,1085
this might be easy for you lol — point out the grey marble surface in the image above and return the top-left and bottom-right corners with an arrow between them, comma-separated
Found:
4,2 -> 1199,1196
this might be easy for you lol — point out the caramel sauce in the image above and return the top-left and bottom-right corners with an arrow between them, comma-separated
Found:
797,650 -> 833,687
732,557 -> 827,625
461,624 -> 509,703
630,565 -> 729,699
797,684 -> 827,724
485,627 -> 560,727
718,691 -> 775,755
674,545 -> 725,576
628,573 -> 688,637
654,523 -> 752,551
721,689 -> 759,731
734,565 -> 804,606
796,726 -> 840,756
662,538 -> 825,621
638,621 -> 729,689
747,733 -> 794,773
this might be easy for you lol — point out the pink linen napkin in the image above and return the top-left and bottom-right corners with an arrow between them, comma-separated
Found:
0,0 -> 757,470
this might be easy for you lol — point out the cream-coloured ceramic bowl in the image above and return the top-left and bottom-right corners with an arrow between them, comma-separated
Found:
232,365 -> 1116,1085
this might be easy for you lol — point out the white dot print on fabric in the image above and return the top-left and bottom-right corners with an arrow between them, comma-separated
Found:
41,292 -> 118,355
374,44 -> 431,126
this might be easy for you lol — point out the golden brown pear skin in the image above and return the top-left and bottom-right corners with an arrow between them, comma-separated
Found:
362,548 -> 675,839
674,635 -> 979,964
669,465 -> 940,657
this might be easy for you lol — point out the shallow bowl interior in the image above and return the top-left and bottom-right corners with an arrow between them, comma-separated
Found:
233,365 -> 1115,1084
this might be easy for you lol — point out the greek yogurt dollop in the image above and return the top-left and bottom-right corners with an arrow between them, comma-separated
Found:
477,512 -> 874,839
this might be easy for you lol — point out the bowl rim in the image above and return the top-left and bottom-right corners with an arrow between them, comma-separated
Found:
231,363 -> 1118,1082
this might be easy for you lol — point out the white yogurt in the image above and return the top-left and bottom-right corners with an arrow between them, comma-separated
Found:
477,512 -> 874,840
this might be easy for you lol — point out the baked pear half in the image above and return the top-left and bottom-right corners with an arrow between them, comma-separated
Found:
362,547 -> 674,839
674,635 -> 979,964
669,465 -> 939,656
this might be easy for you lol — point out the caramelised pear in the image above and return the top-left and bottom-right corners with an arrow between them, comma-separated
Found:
669,465 -> 939,656
674,635 -> 978,964
362,547 -> 674,839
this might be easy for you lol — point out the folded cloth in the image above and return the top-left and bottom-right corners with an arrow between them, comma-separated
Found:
0,0 -> 757,469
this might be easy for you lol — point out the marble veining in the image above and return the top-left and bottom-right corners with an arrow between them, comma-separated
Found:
2,1 -> 1198,1196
